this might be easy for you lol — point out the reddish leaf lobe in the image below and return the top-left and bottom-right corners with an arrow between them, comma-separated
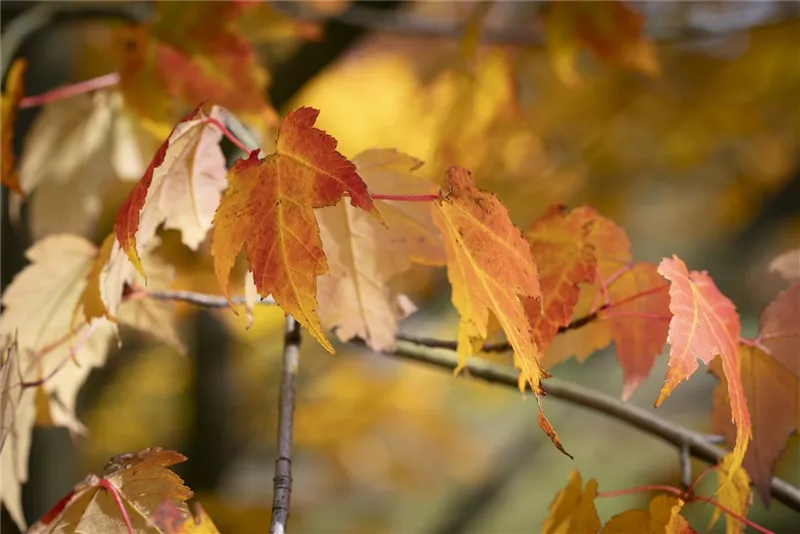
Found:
524,204 -> 597,352
657,255 -> 751,476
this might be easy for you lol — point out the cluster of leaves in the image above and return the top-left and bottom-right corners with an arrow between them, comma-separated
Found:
542,453 -> 752,534
1,1 -> 798,532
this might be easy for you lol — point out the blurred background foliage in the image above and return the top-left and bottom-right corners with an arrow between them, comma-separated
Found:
1,1 -> 799,532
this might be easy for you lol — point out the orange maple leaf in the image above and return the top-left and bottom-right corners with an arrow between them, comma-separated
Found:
542,0 -> 659,85
1,59 -> 27,194
712,283 -> 800,506
28,447 -> 192,534
524,204 -> 597,352
211,107 -> 380,353
432,167 -> 568,455
657,255 -> 751,479
540,210 -> 669,400
118,1 -> 277,134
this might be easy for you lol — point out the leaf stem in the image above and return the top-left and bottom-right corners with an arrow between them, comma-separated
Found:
602,284 -> 669,312
271,316 -> 301,534
367,193 -> 440,202
98,479 -> 135,534
685,463 -> 717,497
691,495 -> 775,534
18,72 -> 120,109
598,311 -> 671,322
204,117 -> 253,154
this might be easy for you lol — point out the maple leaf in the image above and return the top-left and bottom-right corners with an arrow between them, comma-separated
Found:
0,235 -> 116,531
607,262 -> 671,400
432,166 -> 568,455
656,255 -> 751,480
0,235 -> 116,414
711,283 -> 800,505
115,103 -> 228,278
0,337 -> 36,531
1,59 -> 26,193
769,248 -> 800,281
316,149 -> 445,351
211,107 -> 380,353
541,470 -> 601,534
28,447 -> 192,534
523,204 -> 597,352
600,494 -> 696,534
117,1 -> 279,136
152,501 -> 221,534
541,209 -> 669,399
81,234 -> 185,353
708,453 -> 752,534
18,89 -> 151,238
542,0 -> 660,86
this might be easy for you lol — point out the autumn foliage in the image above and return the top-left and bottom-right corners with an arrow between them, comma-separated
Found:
1,2 -> 798,533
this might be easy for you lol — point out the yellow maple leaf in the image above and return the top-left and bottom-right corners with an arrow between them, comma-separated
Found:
542,470 -> 601,534
432,166 -> 568,455
601,494 -> 695,534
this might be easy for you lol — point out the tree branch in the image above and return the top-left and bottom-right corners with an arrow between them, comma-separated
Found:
367,339 -> 800,512
137,289 -> 800,512
145,290 -> 275,307
395,305 -> 605,352
271,316 -> 301,534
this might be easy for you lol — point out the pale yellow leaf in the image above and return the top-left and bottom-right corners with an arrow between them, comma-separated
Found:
136,105 -> 229,251
316,149 -> 444,351
17,90 -> 152,238
0,235 -> 116,531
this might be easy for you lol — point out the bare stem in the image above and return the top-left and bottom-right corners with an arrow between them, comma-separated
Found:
373,339 -> 800,512
395,305 -> 607,353
142,290 -> 275,307
18,73 -> 120,109
271,316 -> 301,534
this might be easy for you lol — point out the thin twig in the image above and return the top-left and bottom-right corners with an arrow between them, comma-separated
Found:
395,305 -> 607,352
370,339 -> 800,512
271,316 -> 301,534
679,442 -> 692,490
145,290 -> 275,307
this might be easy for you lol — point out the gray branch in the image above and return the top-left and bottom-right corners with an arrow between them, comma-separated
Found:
270,316 -> 301,534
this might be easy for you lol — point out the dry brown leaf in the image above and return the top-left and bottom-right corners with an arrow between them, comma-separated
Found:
316,149 -> 444,351
0,336 -> 37,530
